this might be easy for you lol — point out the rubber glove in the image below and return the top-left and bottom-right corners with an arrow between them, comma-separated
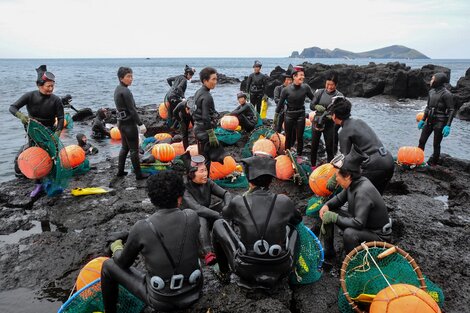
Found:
442,125 -> 451,137
273,113 -> 279,126
418,120 -> 425,130
322,211 -> 338,224
207,129 -> 219,148
15,111 -> 29,125
326,173 -> 337,192
314,105 -> 326,113
110,239 -> 124,257
138,124 -> 147,135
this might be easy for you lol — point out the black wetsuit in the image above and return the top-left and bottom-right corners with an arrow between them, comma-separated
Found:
91,115 -> 110,140
246,73 -> 267,113
166,75 -> 188,124
324,176 -> 391,253
101,208 -> 203,312
339,118 -> 395,194
230,103 -> 257,132
276,84 -> 314,156
173,101 -> 193,149
212,187 -> 302,287
273,84 -> 287,133
309,88 -> 344,165
418,73 -> 455,165
183,180 -> 231,256
114,83 -> 144,176
76,134 -> 98,155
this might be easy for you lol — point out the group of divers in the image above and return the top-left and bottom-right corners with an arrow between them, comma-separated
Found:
9,61 -> 455,312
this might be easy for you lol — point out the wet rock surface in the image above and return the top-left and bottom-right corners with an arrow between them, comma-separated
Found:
1,112 -> 469,313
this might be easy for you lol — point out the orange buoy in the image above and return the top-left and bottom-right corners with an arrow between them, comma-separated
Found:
275,155 -> 294,180
110,127 -> 121,140
18,147 -> 53,179
309,111 -> 316,122
416,112 -> 425,122
158,102 -> 168,120
397,146 -> 425,166
309,163 -> 337,197
154,132 -> 172,141
252,138 -> 277,157
171,142 -> 185,156
305,118 -> 312,127
186,144 -> 198,156
152,143 -> 176,162
370,283 -> 441,313
76,257 -> 109,291
269,133 -> 286,154
220,115 -> 240,131
210,156 -> 237,180
59,145 -> 86,169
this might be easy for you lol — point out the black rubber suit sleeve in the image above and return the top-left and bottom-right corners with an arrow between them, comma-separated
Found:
443,92 -> 455,126
183,190 -> 221,220
209,180 -> 232,206
276,88 -> 287,114
246,75 -> 252,94
173,101 -> 186,121
422,95 -> 431,122
113,222 -> 143,269
9,93 -> 29,116
273,86 -> 282,105
122,88 -> 142,126
167,76 -> 175,87
335,192 -> 374,230
309,90 -> 321,111
231,104 -> 250,116
325,189 -> 348,211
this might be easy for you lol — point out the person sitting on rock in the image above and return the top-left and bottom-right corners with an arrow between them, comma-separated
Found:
102,170 -> 203,313
418,72 -> 455,166
273,69 -> 293,133
211,154 -> 302,288
165,65 -> 196,128
91,108 -> 111,140
329,97 -> 394,194
246,60 -> 268,114
173,99 -> 193,150
319,145 -> 392,258
76,133 -> 98,155
183,154 -> 232,266
229,92 -> 258,132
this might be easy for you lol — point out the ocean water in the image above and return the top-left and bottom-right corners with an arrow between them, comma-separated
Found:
0,57 -> 469,183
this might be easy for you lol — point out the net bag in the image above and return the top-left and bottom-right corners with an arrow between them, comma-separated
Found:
215,127 -> 242,145
214,173 -> 249,189
241,126 -> 277,158
338,241 -> 444,313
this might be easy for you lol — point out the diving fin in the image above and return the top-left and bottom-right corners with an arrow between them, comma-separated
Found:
71,187 -> 112,196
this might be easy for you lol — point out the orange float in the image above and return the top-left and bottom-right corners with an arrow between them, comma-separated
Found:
152,143 -> 176,162
154,132 -> 172,141
158,102 -> 168,119
186,144 -> 198,156
275,155 -> 294,180
76,257 -> 109,291
252,138 -> 277,157
18,147 -> 53,179
171,142 -> 185,156
370,283 -> 441,313
309,163 -> 337,197
397,146 -> 425,166
59,145 -> 86,169
220,115 -> 240,131
416,112 -> 425,122
110,127 -> 121,140
269,133 -> 286,154
210,156 -> 237,180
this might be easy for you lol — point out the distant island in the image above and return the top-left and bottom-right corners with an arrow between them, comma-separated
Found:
290,45 -> 429,59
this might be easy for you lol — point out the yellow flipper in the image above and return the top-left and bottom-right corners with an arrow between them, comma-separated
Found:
71,187 -> 111,196
351,293 -> 376,304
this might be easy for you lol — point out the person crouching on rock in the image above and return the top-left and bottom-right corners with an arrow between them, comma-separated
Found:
165,65 -> 196,128
183,155 -> 232,266
102,171 -> 203,312
91,108 -> 111,140
76,133 -> 98,155
229,92 -> 257,132
319,146 -> 392,259
211,154 -> 302,288
173,99 -> 193,150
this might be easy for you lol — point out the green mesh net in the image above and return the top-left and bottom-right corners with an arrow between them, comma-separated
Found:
64,113 -> 74,129
290,222 -> 324,285
215,127 -> 242,145
338,245 -> 444,313
305,195 -> 325,217
214,173 -> 249,189
58,278 -> 145,313
241,126 -> 277,158
303,126 -> 312,140
27,119 -> 73,196
140,161 -> 171,175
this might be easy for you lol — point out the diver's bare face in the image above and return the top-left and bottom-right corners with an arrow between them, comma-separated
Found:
293,72 -> 305,85
39,81 -> 54,95
120,73 -> 133,87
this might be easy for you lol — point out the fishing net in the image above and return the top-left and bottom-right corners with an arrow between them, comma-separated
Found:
305,195 -> 325,217
27,119 -> 72,196
58,278 -> 145,313
338,241 -> 444,313
215,127 -> 242,145
64,113 -> 74,129
241,126 -> 277,158
214,173 -> 249,189
140,161 -> 171,175
72,159 -> 91,176
290,222 -> 324,285
303,126 -> 312,140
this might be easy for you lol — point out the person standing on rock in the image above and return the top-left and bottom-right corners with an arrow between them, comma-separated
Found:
182,155 -> 232,266
273,70 -> 293,133
310,72 -> 343,167
319,145 -> 392,257
102,171 -> 203,312
329,97 -> 394,194
114,67 -> 149,180
418,72 -> 455,166
274,66 -> 314,159
165,65 -> 196,128
9,65 -> 64,197
229,92 -> 258,132
246,60 -> 268,114
211,154 -> 302,288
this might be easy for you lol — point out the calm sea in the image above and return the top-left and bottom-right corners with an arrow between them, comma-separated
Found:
1,57 -> 469,183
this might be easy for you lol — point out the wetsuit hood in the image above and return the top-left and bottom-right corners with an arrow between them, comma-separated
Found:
241,155 -> 276,180
431,72 -> 448,88
97,108 -> 107,120
76,133 -> 86,146
336,145 -> 368,174
36,65 -> 55,85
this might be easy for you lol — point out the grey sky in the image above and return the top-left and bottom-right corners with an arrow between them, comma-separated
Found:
0,0 -> 468,58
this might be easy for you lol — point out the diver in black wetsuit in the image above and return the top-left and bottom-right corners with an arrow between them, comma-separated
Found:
91,108 -> 111,140
114,67 -> 149,180
274,66 -> 314,157
173,99 -> 193,150
165,65 -> 196,127
319,146 -> 392,256
10,65 -> 64,197
76,133 -> 98,155
310,72 -> 344,167
230,92 -> 258,132
211,154 -> 302,288
330,97 -> 394,194
273,70 -> 293,133
246,60 -> 268,114
418,72 -> 455,166
102,171 -> 203,313
182,155 -> 231,266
